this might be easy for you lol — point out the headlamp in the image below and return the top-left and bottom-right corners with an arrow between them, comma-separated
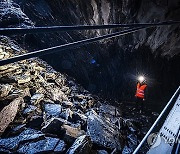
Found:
138,76 -> 145,82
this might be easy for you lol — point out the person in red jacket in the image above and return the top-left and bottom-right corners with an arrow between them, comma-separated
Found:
135,76 -> 147,113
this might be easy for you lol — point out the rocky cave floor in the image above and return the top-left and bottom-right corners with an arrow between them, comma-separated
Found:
0,36 -> 159,154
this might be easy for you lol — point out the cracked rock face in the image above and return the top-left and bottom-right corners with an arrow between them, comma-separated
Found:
0,1 -> 33,28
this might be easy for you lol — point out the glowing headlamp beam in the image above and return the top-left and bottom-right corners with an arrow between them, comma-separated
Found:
138,76 -> 145,82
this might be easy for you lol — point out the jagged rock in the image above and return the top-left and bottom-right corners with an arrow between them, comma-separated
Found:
0,51 -> 9,59
60,108 -> 73,120
0,97 -> 23,136
62,124 -> 85,143
17,76 -> 31,84
77,99 -> 92,110
30,93 -> 44,105
2,88 -> 29,101
18,137 -> 59,154
0,1 -> 33,27
125,119 -> 139,133
55,76 -> 66,87
0,84 -> 13,97
0,128 -> 44,151
76,112 -> 88,122
11,124 -> 26,135
73,101 -> 85,111
41,118 -> 66,136
0,65 -> 10,71
28,116 -> 43,129
23,105 -> 37,115
35,86 -> 46,94
37,74 -> 46,83
100,104 -> 121,117
43,103 -> 62,121
54,140 -> 66,153
87,99 -> 94,108
62,101 -> 74,107
0,148 -> 11,153
87,110 -> 121,150
66,135 -> 92,154
22,88 -> 31,97
44,85 -> 69,102
122,145 -> 133,154
68,112 -> 86,124
46,72 -> 57,80
61,86 -> 70,92
0,36 -> 128,153
51,88 -> 69,101
0,65 -> 19,75
99,104 -> 121,124
127,134 -> 138,149
97,150 -> 109,154
34,66 -> 45,72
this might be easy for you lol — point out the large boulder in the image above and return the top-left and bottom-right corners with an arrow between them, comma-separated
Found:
0,97 -> 23,136
87,110 -> 122,150
41,117 -> 66,136
0,128 -> 44,151
99,104 -> 121,124
18,137 -> 60,154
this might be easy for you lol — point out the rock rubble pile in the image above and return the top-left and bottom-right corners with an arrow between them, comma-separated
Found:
0,37 -> 142,153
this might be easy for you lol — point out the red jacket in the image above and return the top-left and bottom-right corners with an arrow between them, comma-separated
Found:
135,83 -> 147,99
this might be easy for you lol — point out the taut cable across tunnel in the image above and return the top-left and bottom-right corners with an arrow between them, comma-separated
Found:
0,21 -> 180,66
0,21 -> 180,35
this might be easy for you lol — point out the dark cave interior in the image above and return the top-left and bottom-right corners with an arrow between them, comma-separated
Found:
10,0 -> 180,112
0,0 -> 180,153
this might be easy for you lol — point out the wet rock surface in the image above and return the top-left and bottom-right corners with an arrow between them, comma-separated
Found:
0,37 -> 154,153
66,135 -> 92,154
18,137 -> 60,154
87,110 -> 122,150
43,103 -> 62,120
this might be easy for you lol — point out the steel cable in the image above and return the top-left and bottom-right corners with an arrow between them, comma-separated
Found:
0,21 -> 180,35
